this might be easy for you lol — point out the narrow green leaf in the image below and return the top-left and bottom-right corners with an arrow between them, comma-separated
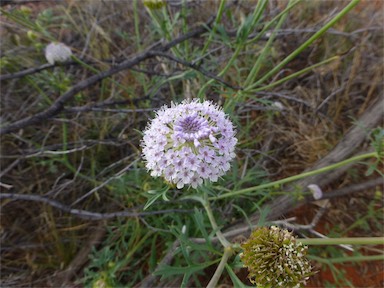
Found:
153,259 -> 219,278
226,264 -> 253,288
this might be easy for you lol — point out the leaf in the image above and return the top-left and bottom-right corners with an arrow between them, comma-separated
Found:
143,193 -> 162,210
143,186 -> 169,210
153,259 -> 219,279
226,264 -> 254,288
193,208 -> 210,242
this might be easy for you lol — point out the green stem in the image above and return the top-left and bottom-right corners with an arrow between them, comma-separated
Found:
71,55 -> 134,95
247,56 -> 339,92
204,200 -> 231,248
133,0 -> 142,51
248,0 -> 360,88
197,0 -> 268,99
71,55 -> 100,73
242,0 -> 297,88
207,246 -> 233,288
197,44 -> 243,99
146,7 -> 181,58
299,237 -> 384,246
184,195 -> 231,247
244,0 -> 301,46
199,0 -> 226,59
308,254 -> 384,264
210,152 -> 377,200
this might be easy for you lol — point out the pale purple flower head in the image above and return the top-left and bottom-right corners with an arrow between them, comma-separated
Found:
141,99 -> 237,189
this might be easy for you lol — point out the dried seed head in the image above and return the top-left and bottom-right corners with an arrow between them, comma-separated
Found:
240,226 -> 313,288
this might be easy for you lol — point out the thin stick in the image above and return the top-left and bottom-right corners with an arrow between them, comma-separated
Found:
299,237 -> 384,246
0,193 -> 192,220
149,51 -> 242,90
0,18 -> 215,135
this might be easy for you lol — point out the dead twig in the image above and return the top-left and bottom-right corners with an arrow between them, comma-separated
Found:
0,18 -> 214,135
0,60 -> 173,82
65,107 -> 157,114
70,159 -> 139,206
149,51 -> 242,90
136,240 -> 181,288
310,177 -> 383,201
0,193 -> 193,220
0,63 -> 56,81
52,221 -> 107,287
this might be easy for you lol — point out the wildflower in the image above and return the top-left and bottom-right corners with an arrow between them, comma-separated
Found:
240,226 -> 313,288
143,0 -> 166,9
45,42 -> 72,65
307,184 -> 323,200
272,101 -> 284,111
141,99 -> 237,189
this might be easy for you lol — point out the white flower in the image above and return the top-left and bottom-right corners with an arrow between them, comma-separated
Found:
272,101 -> 284,111
141,99 -> 237,189
45,42 -> 72,65
307,184 -> 323,200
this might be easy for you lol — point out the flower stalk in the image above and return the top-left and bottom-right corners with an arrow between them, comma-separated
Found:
210,151 -> 378,200
298,237 -> 384,246
203,198 -> 231,248
184,194 -> 231,248
207,246 -> 234,288
184,193 -> 233,287
309,254 -> 384,264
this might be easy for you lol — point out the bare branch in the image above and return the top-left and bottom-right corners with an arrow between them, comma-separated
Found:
1,0 -> 48,6
311,177 -> 383,201
0,53 -> 150,135
0,63 -> 55,81
70,159 -> 139,206
0,139 -> 126,159
136,240 -> 180,288
149,51 -> 242,90
0,58 -> 171,82
53,222 -> 106,286
0,192 -> 192,220
0,21 -> 214,135
65,107 -> 157,114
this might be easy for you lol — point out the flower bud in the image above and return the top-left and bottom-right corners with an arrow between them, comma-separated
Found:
27,30 -> 38,42
143,0 -> 166,9
19,6 -> 32,15
240,226 -> 313,287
